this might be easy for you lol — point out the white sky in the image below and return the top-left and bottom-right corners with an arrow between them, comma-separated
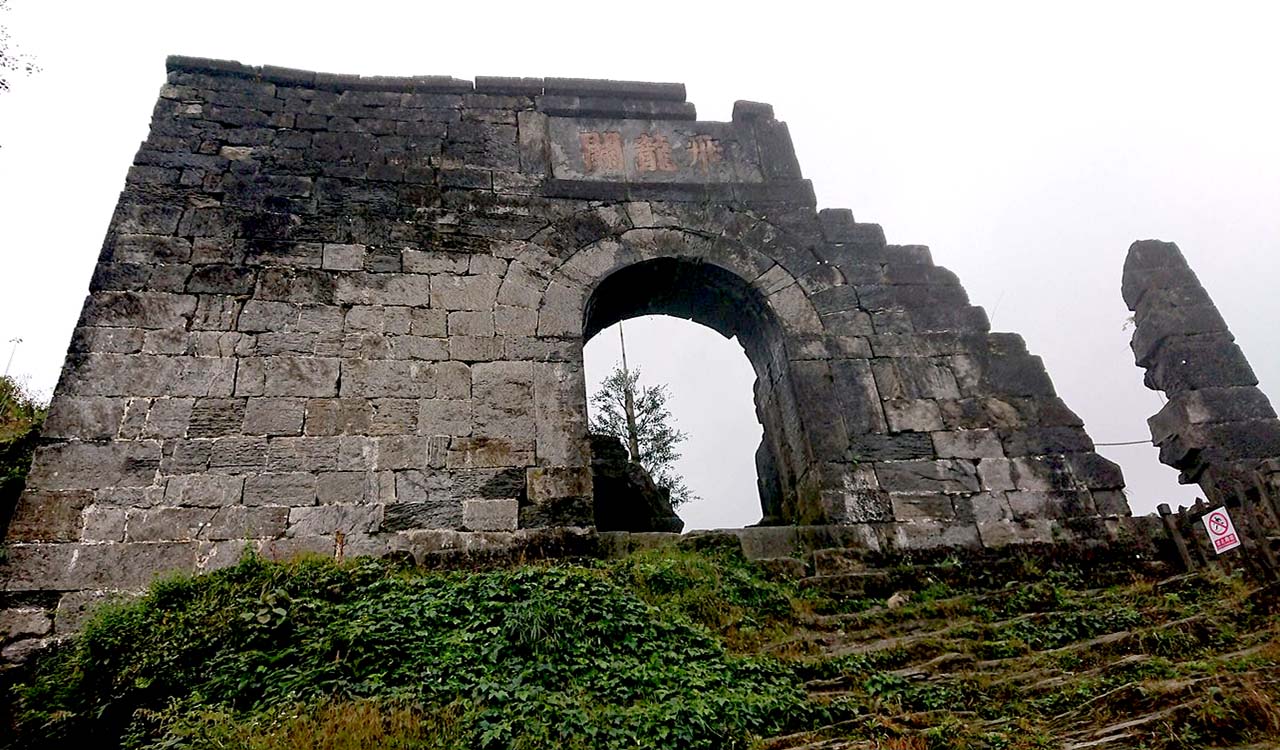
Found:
3,1 -> 1278,526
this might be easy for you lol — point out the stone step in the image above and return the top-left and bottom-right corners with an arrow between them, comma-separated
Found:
797,571 -> 895,598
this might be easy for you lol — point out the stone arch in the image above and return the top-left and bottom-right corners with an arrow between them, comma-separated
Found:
524,224 -> 854,527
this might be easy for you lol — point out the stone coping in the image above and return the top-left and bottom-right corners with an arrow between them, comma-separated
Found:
165,55 -> 688,101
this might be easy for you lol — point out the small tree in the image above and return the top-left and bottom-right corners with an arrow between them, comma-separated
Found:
590,363 -> 698,508
0,374 -> 46,536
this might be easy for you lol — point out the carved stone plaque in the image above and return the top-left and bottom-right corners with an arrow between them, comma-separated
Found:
547,117 -> 765,184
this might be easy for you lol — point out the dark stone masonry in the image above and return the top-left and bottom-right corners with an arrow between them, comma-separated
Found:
2,57 -> 1135,655
1123,240 -> 1280,499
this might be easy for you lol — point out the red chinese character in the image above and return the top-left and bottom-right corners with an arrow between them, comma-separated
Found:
580,131 -> 624,173
687,135 -> 723,172
634,133 -> 677,172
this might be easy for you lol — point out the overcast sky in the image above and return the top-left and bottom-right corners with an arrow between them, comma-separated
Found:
2,1 -> 1277,527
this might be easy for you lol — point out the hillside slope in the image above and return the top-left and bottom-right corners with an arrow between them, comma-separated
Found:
3,539 -> 1277,749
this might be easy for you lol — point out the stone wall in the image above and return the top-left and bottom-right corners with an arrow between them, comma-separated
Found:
1122,240 -> 1280,496
1,57 -> 1132,656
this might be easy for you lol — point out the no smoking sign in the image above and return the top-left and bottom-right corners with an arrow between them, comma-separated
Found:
1202,508 -> 1242,554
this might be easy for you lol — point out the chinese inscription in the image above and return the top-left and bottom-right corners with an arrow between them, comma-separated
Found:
578,130 -> 724,175
634,133 -> 677,172
687,135 -> 723,173
579,131 -> 624,173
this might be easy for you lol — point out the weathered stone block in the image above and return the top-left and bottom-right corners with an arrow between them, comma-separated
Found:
463,498 -> 520,531
976,458 -> 1017,492
336,273 -> 432,306
382,498 -> 462,531
164,474 -> 245,506
848,432 -> 935,461
1145,336 -> 1258,393
419,399 -> 473,436
126,507 -> 219,541
976,519 -> 1055,547
188,398 -> 247,437
954,491 -> 1015,523
890,494 -> 955,521
431,274 -> 501,310
209,436 -> 268,468
267,437 -> 338,472
1091,489 -> 1131,516
874,460 -> 981,495
55,591 -> 123,635
375,436 -> 429,470
322,243 -> 366,271
316,471 -> 390,505
1006,489 -> 1093,519
80,292 -> 196,329
243,472 -> 317,506
1009,455 -> 1077,491
288,504 -> 381,536
6,490 -> 94,541
526,466 -> 592,504
26,442 -> 160,491
446,437 -> 534,468
472,361 -> 536,441
64,354 -> 237,398
891,521 -> 981,551
367,399 -> 419,435
932,429 -> 1004,459
82,506 -> 128,541
450,335 -> 504,361
42,396 -> 127,440
2,542 -> 199,590
264,357 -> 340,397
340,360 -> 436,398
872,358 -> 960,400
243,398 -> 306,436
305,398 -> 373,436
884,399 -> 944,433
1065,452 -> 1125,490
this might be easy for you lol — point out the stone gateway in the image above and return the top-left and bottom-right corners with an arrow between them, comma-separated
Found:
2,57 -> 1133,640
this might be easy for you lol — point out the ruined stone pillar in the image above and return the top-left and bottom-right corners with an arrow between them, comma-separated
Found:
1122,240 -> 1280,497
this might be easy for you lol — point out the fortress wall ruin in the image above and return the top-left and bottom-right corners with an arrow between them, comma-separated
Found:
1,57 -> 1135,651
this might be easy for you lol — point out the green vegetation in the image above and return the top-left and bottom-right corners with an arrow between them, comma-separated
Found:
4,540 -> 1279,749
590,362 -> 697,507
0,374 -> 45,537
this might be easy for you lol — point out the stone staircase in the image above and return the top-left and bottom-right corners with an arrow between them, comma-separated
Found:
748,545 -> 1280,749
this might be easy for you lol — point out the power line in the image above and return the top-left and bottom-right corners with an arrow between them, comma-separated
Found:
1094,439 -> 1152,447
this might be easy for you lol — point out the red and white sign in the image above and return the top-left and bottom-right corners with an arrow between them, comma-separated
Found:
1202,508 -> 1242,554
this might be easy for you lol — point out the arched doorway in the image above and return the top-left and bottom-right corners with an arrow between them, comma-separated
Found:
522,223 -> 867,533
584,315 -> 764,529
581,257 -> 796,529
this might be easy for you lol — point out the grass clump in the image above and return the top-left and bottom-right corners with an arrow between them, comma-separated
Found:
0,374 -> 45,539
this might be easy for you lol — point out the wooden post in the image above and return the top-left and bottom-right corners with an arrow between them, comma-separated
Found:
1159,503 -> 1195,572
1234,480 -> 1280,581
1182,501 -> 1214,572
